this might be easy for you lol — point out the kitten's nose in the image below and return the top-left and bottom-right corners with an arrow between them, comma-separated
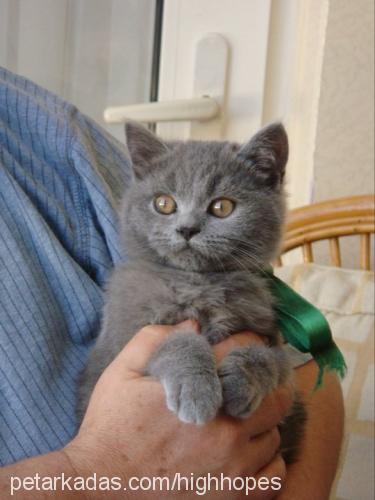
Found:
176,226 -> 200,241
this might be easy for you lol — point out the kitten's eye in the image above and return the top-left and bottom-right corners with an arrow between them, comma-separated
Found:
208,198 -> 235,218
154,194 -> 177,215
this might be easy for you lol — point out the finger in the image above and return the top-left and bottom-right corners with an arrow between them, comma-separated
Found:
239,427 -> 281,476
213,331 -> 265,364
251,454 -> 286,499
112,320 -> 199,375
236,384 -> 294,438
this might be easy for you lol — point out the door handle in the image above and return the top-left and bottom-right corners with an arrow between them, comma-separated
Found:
103,96 -> 219,124
103,33 -> 228,126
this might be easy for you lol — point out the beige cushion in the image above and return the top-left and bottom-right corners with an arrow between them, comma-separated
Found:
275,263 -> 374,500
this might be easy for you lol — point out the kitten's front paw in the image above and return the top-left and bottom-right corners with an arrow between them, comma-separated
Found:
163,373 -> 223,425
218,345 -> 289,419
218,357 -> 263,419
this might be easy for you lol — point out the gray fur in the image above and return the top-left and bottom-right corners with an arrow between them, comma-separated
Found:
78,121 -> 302,443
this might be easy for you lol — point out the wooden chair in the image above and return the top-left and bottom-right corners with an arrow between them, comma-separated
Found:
277,195 -> 375,270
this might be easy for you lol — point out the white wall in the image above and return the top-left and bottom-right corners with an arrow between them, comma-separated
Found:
313,0 -> 374,203
312,0 -> 374,268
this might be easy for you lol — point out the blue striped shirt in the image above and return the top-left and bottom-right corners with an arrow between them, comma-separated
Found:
0,67 -> 131,465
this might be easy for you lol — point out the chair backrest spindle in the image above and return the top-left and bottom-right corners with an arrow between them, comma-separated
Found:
360,233 -> 371,271
303,243 -> 313,263
329,237 -> 342,267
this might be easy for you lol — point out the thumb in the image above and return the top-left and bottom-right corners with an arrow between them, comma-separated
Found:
110,320 -> 199,376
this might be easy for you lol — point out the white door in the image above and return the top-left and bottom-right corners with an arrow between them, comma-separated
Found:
157,0 -> 271,143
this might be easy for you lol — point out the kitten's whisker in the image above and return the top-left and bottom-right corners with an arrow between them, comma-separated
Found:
205,237 -> 265,273
232,250 -> 265,274
209,251 -> 227,273
210,236 -> 268,272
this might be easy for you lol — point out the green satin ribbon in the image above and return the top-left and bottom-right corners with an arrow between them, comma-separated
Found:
265,268 -> 347,389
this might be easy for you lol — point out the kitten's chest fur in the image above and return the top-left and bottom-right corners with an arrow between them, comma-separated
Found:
106,261 -> 278,347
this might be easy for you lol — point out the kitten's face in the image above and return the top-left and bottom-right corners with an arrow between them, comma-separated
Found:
121,122 -> 288,272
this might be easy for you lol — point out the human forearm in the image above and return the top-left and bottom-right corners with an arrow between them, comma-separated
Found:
278,361 -> 344,500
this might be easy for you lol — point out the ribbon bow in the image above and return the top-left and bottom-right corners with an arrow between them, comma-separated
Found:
266,268 -> 347,389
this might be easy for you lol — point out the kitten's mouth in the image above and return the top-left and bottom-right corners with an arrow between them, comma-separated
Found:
171,240 -> 200,256
174,241 -> 192,252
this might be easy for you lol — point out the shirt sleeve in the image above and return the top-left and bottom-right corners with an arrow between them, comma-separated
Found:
0,66 -> 130,466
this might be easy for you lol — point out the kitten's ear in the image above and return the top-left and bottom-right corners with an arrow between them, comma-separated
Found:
237,123 -> 288,187
125,121 -> 169,179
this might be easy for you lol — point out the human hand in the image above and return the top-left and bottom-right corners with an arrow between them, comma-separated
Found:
65,322 -> 293,499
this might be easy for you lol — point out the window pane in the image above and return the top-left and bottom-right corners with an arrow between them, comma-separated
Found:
0,0 -> 156,141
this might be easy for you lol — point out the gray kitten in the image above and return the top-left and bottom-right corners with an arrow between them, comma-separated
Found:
78,121 -> 305,460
